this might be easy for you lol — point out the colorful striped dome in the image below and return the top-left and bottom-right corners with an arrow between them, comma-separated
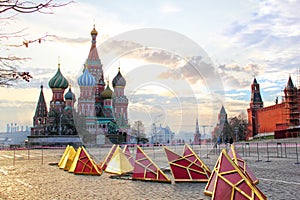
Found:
112,67 -> 126,87
101,83 -> 114,99
78,66 -> 96,86
48,64 -> 69,89
64,87 -> 75,100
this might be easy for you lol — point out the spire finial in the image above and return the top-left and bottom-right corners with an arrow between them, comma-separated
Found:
106,76 -> 109,85
58,56 -> 60,69
91,23 -> 98,35
117,60 -> 121,72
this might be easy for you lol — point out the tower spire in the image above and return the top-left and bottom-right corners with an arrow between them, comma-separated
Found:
250,77 -> 263,109
32,85 -> 48,135
86,24 -> 103,83
34,85 -> 48,121
195,118 -> 200,135
192,118 -> 201,145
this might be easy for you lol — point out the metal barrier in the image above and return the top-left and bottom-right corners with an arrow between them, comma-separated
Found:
0,147 -> 64,166
266,143 -> 271,162
296,143 -> 300,164
1,143 -> 300,166
256,143 -> 261,162
277,142 -> 282,158
245,143 -> 250,157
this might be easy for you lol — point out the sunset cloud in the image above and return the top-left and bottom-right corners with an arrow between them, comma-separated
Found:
1,0 -> 299,136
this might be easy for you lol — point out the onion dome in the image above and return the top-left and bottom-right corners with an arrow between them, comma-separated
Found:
64,86 -> 75,100
64,106 -> 72,111
78,65 -> 96,86
112,67 -> 126,87
48,63 -> 69,89
91,24 -> 98,35
101,82 -> 114,99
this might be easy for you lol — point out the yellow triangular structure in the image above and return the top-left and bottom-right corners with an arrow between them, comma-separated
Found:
64,146 -> 77,171
105,145 -> 134,175
59,146 -> 76,169
58,145 -> 69,167
69,147 -> 81,173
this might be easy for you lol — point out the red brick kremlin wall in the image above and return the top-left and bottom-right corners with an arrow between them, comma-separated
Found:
247,76 -> 300,139
256,103 -> 286,133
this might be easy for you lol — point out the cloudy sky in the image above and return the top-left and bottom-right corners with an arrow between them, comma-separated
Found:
1,0 -> 300,138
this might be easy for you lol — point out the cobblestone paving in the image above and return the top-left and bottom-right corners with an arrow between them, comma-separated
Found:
0,139 -> 299,200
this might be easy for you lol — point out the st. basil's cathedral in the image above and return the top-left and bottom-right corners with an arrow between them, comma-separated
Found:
29,26 -> 129,146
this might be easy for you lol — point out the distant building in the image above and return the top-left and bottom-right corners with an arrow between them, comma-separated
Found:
192,118 -> 201,144
247,76 -> 300,139
212,106 -> 230,142
150,123 -> 175,144
6,123 -> 30,133
0,123 -> 30,147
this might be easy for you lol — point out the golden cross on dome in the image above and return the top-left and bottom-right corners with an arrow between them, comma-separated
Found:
58,56 -> 61,68
105,76 -> 109,84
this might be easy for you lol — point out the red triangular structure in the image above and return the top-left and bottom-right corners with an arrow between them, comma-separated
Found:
183,144 -> 211,177
123,145 -> 135,167
100,144 -> 117,170
228,144 -> 259,185
164,146 -> 211,182
132,146 -> 171,183
204,149 -> 267,200
72,147 -> 102,175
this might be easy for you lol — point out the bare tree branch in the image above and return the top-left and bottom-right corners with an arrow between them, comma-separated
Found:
0,0 -> 73,14
0,0 -> 73,86
1,34 -> 56,47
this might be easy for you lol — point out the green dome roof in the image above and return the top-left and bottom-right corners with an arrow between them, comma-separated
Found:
48,64 -> 69,89
101,83 -> 114,99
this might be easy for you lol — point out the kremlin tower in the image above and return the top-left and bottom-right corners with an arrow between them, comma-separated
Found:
247,76 -> 300,139
212,106 -> 230,142
192,118 -> 201,145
